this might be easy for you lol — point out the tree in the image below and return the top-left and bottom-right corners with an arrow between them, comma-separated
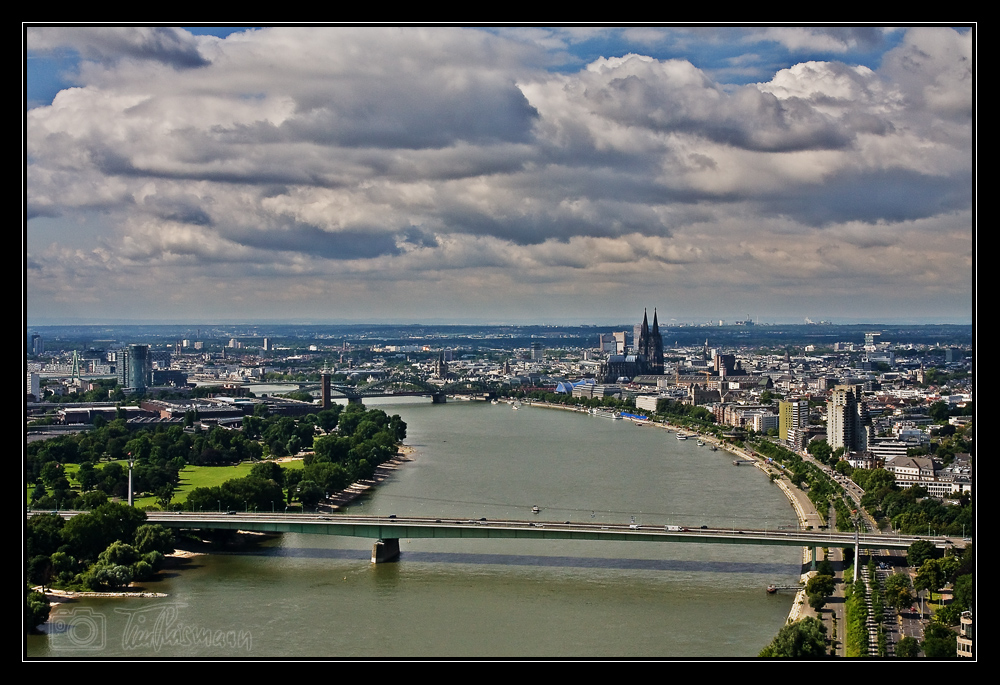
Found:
895,636 -> 920,658
134,524 -> 175,555
921,622 -> 957,658
907,540 -> 937,568
884,572 -> 914,612
317,407 -> 341,433
806,574 -> 835,612
26,513 -> 65,559
250,461 -> 285,484
933,604 -> 961,626
927,401 -> 950,422
26,584 -> 50,633
98,541 -> 141,568
953,574 -> 974,611
808,440 -> 832,465
62,502 -> 146,562
759,617 -> 828,657
915,559 -> 945,596
296,480 -> 325,510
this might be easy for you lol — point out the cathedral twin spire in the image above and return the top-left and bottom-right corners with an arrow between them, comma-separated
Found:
637,308 -> 664,374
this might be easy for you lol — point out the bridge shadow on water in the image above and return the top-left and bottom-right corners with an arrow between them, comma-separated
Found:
247,547 -> 800,574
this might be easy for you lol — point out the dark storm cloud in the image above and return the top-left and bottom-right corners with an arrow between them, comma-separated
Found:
282,83 -> 539,150
757,169 -> 971,227
578,63 -> 857,152
231,223 -> 402,260
142,195 -> 213,226
439,197 -> 671,245
28,27 -> 209,69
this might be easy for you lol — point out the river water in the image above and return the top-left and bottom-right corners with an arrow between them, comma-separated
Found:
27,399 -> 803,658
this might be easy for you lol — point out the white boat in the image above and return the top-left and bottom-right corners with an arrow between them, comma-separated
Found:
531,505 -> 540,514
676,433 -> 688,440
697,440 -> 705,446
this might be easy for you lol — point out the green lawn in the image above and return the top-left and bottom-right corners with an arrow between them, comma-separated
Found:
28,458 -> 305,510
172,459 -> 304,503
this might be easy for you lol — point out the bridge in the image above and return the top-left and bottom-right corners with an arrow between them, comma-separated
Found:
301,372 -> 497,405
127,512 -> 957,565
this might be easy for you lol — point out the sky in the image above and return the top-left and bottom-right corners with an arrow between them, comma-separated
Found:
24,26 -> 974,325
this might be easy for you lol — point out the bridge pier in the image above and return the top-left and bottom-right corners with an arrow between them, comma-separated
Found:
371,538 -> 400,563
809,545 -> 817,570
348,396 -> 365,406
431,392 -> 447,404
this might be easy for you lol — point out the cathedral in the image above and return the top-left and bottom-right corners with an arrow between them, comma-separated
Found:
597,309 -> 664,383
636,308 -> 664,374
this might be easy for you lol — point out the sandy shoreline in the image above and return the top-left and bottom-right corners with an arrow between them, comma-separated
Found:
322,445 -> 414,510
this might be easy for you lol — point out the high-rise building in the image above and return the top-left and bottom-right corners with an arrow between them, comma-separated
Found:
117,344 -> 150,393
30,334 -> 43,356
827,384 -> 868,453
779,398 -> 810,449
613,331 -> 626,355
530,342 -> 544,361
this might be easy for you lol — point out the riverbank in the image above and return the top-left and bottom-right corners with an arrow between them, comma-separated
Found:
526,403 -> 822,628
322,445 -> 414,510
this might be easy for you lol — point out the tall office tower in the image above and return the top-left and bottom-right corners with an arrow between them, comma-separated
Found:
613,331 -> 627,355
779,398 -> 810,448
827,384 -> 868,453
530,342 -> 544,360
30,334 -> 43,355
117,344 -> 150,393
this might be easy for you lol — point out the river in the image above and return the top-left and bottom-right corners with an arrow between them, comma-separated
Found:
27,398 -> 803,658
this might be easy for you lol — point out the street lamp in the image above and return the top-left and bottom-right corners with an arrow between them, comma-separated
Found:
127,454 -> 136,507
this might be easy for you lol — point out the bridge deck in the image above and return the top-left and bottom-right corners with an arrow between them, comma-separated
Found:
124,513 -> 949,550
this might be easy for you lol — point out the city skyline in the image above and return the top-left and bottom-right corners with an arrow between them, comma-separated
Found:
25,26 -> 974,326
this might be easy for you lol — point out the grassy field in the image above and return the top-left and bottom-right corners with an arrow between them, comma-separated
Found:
28,458 -> 306,510
172,459 -> 304,503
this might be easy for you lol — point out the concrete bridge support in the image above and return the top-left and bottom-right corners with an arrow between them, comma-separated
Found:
348,396 -> 365,406
432,392 -> 447,404
809,545 -> 818,570
371,538 -> 400,563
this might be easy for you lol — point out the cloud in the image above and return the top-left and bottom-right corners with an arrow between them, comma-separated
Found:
25,27 -> 973,322
27,26 -> 210,68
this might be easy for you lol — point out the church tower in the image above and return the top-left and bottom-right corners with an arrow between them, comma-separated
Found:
650,309 -> 664,374
638,309 -> 650,358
